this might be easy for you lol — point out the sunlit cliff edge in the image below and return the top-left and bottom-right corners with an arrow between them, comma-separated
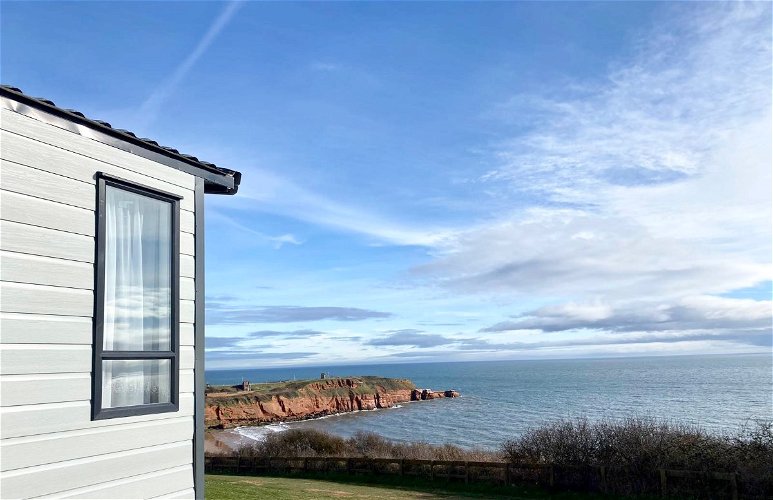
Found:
205,376 -> 460,429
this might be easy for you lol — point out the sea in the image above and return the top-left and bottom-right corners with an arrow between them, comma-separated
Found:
205,353 -> 772,450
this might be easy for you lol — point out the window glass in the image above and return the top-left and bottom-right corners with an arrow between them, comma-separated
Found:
102,359 -> 171,408
103,185 -> 171,351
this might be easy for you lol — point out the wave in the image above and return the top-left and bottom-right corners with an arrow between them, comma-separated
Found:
234,405 -> 406,442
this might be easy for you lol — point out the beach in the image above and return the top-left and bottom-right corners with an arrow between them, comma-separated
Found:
205,429 -> 253,455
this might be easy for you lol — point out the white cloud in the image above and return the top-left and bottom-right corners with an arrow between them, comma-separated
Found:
419,2 -> 771,310
229,168 -> 451,246
481,295 -> 771,334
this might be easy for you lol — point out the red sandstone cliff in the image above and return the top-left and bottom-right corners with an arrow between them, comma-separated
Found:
205,376 -> 459,429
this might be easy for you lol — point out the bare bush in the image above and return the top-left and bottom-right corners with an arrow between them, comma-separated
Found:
502,417 -> 773,495
235,428 -> 498,461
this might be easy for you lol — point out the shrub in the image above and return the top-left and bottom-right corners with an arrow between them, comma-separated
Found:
234,428 -> 498,461
501,417 -> 772,471
239,429 -> 348,458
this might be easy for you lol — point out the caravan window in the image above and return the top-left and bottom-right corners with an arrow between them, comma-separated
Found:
93,173 -> 180,419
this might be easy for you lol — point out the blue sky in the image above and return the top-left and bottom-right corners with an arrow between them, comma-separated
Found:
3,1 -> 771,369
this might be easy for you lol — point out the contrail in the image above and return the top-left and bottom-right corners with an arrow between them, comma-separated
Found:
138,1 -> 244,126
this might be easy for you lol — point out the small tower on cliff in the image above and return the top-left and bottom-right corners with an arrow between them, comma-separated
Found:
241,379 -> 250,391
320,372 -> 327,379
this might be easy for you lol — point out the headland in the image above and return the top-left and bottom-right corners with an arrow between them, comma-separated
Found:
205,375 -> 459,429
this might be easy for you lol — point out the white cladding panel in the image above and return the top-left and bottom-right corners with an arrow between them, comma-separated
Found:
44,466 -> 194,499
0,108 -> 200,498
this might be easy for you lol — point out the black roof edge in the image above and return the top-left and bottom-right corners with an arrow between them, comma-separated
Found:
0,85 -> 241,195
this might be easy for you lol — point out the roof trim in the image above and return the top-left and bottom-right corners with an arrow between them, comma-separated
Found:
1,85 -> 241,195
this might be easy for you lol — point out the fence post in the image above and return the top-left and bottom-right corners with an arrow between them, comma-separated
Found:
346,458 -> 352,475
505,464 -> 511,487
399,459 -> 404,476
549,465 -> 554,488
236,456 -> 241,474
464,462 -> 470,484
600,466 -> 607,493
430,461 -> 435,481
730,472 -> 738,500
659,469 -> 667,497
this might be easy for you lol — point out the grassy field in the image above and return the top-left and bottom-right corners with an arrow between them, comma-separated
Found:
205,474 -> 610,500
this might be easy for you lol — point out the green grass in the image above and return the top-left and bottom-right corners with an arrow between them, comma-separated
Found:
205,473 -> 617,500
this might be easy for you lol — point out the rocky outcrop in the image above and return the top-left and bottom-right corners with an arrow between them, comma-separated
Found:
411,389 -> 461,401
205,376 -> 459,429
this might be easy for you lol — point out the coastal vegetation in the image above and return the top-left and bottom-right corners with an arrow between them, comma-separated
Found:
209,418 -> 772,497
230,428 -> 497,462
502,417 -> 772,477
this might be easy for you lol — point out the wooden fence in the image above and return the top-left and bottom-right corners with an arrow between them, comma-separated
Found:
205,455 -> 770,499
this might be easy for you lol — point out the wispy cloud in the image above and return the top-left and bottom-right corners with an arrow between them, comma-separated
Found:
310,62 -> 341,72
249,329 -> 327,339
206,303 -> 392,324
137,1 -> 244,126
480,296 -> 772,334
367,330 -> 456,348
231,168 -> 450,247
206,350 -> 318,361
458,330 -> 771,352
418,3 -> 772,311
209,209 -> 302,249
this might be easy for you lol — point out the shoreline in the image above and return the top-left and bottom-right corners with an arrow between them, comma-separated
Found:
205,402 -> 412,454
205,428 -> 252,455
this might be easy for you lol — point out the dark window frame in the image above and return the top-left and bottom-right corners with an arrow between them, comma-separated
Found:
92,172 -> 181,420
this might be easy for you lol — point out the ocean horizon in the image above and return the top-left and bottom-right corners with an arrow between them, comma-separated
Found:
206,352 -> 772,450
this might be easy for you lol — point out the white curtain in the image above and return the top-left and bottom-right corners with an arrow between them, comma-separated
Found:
102,186 -> 171,408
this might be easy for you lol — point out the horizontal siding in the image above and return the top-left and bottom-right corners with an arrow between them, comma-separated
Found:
1,109 -> 195,191
181,255 -> 195,278
180,210 -> 194,234
181,299 -> 195,323
181,232 -> 195,256
1,281 -> 194,322
1,220 -> 94,263
0,345 -> 195,375
0,313 -> 92,344
1,189 -> 94,236
1,373 -> 90,407
1,159 -> 95,210
0,250 -> 194,296
1,394 -> 194,439
0,441 -> 192,498
1,188 -> 193,239
0,250 -> 93,289
1,107 -> 200,500
181,277 -> 195,300
0,156 -> 194,213
0,370 -> 194,407
40,466 -> 193,499
150,488 -> 195,499
1,282 -> 92,317
180,324 -> 194,346
180,346 -> 195,370
1,417 -> 192,472
0,345 -> 92,375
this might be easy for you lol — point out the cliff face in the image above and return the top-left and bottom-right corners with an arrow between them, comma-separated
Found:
205,377 -> 459,429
